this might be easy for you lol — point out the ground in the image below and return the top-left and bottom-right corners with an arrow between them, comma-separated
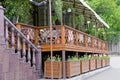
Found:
84,56 -> 120,80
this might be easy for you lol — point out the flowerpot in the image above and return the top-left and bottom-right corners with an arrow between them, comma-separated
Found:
66,61 -> 80,77
102,59 -> 106,67
56,38 -> 61,44
96,59 -> 101,68
106,59 -> 110,66
81,60 -> 89,73
44,61 -> 62,78
90,59 -> 96,70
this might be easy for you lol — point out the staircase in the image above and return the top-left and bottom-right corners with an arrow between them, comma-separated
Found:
0,6 -> 42,80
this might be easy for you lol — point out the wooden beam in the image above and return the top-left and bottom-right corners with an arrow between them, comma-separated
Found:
62,50 -> 66,79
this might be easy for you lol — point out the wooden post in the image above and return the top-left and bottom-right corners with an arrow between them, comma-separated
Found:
61,26 -> 65,45
75,32 -> 78,45
84,35 -> 88,47
62,50 -> 66,79
106,42 -> 108,51
36,45 -> 43,78
34,28 -> 39,46
0,6 -> 5,45
15,24 -> 21,30
91,37 -> 94,48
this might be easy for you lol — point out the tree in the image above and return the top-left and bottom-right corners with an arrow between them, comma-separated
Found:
85,0 -> 120,44
3,0 -> 32,23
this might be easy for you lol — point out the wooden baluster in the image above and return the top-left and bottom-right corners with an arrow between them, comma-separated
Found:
98,40 -> 100,50
91,37 -> 94,48
22,39 -> 26,61
75,32 -> 78,45
96,39 -> 98,49
11,27 -> 15,49
84,35 -> 88,47
34,28 -> 39,46
101,42 -> 103,50
5,21 -> 9,47
17,33 -> 21,58
27,44 -> 31,64
106,42 -> 108,51
32,48 -> 36,68
100,41 -> 102,50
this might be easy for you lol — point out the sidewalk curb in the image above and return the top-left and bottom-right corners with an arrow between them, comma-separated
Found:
38,66 -> 111,80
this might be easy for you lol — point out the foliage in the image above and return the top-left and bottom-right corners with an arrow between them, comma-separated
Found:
79,55 -> 90,60
67,56 -> 79,61
85,0 -> 120,44
46,55 -> 61,62
98,56 -> 110,60
52,0 -> 63,23
63,3 -> 75,12
3,0 -> 32,23
75,14 -> 85,30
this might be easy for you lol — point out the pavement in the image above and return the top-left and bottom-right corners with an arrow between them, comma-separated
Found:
84,56 -> 120,80
39,56 -> 119,80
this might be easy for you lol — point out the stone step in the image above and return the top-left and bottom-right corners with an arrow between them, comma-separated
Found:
0,48 -> 37,80
37,66 -> 110,80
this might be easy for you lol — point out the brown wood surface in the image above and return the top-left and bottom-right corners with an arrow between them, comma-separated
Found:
81,60 -> 89,73
15,24 -> 108,54
44,61 -> 62,78
89,60 -> 96,70
66,61 -> 80,77
96,59 -> 102,68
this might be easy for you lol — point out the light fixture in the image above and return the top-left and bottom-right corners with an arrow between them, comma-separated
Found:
67,8 -> 72,12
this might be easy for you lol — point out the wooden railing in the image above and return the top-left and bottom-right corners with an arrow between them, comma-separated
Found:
4,17 -> 42,78
15,23 -> 108,53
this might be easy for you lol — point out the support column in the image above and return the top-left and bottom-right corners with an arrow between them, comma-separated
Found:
0,6 -> 5,45
62,50 -> 66,79
36,45 -> 43,78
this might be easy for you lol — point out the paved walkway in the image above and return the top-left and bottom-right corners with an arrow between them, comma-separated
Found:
84,56 -> 120,80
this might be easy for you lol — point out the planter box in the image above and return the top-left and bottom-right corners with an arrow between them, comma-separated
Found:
44,61 -> 62,78
81,60 -> 89,73
101,59 -> 106,67
89,59 -> 96,71
106,59 -> 110,66
66,61 -> 80,77
96,59 -> 101,68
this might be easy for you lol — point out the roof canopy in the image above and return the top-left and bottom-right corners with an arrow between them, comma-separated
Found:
63,0 -> 110,28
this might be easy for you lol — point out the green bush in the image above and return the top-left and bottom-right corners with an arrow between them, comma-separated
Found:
67,56 -> 79,62
46,55 -> 61,62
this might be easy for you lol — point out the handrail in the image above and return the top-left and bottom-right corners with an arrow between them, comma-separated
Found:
15,23 -> 108,52
4,16 -> 38,52
4,16 -> 42,78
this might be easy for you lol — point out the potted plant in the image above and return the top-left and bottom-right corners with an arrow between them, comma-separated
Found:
52,0 -> 63,25
101,56 -> 110,67
44,55 -> 62,78
96,56 -> 102,69
89,56 -> 96,71
80,55 -> 90,73
66,56 -> 80,77
106,56 -> 110,66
